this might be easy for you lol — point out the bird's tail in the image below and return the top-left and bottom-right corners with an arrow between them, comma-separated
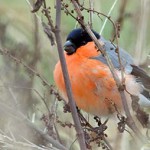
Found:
131,65 -> 150,106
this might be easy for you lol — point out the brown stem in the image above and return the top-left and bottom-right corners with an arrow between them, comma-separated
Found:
71,0 -> 144,141
88,0 -> 94,28
54,0 -> 87,149
120,91 -> 144,142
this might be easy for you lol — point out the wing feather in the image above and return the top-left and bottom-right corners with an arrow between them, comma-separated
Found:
91,36 -> 150,99
92,36 -> 133,73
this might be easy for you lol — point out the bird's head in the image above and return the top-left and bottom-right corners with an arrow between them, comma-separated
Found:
64,28 -> 100,55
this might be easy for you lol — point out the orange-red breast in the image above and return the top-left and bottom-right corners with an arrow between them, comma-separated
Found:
54,28 -> 150,116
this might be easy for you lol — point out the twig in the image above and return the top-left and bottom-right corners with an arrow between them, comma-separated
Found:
42,0 -> 55,31
52,1 -> 87,149
77,111 -> 112,149
30,0 -> 87,149
89,0 -> 94,28
71,0 -> 144,141
71,0 -> 122,88
76,2 -> 125,85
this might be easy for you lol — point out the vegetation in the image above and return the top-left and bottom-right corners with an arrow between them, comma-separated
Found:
0,0 -> 149,150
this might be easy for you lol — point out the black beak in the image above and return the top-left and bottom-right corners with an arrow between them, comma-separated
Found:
64,40 -> 76,55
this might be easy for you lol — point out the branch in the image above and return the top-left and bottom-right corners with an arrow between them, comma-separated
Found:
88,0 -> 94,28
71,0 -> 144,141
74,2 -> 125,84
52,1 -> 87,149
31,0 -> 87,149
71,0 -> 122,88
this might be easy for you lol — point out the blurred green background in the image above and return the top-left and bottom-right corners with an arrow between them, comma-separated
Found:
0,0 -> 149,150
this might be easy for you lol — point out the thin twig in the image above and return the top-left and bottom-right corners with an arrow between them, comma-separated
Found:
89,0 -> 94,28
77,111 -> 112,149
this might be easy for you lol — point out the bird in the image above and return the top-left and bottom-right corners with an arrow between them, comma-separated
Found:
53,28 -> 150,116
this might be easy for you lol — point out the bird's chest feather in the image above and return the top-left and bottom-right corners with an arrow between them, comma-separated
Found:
54,54 -> 122,115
